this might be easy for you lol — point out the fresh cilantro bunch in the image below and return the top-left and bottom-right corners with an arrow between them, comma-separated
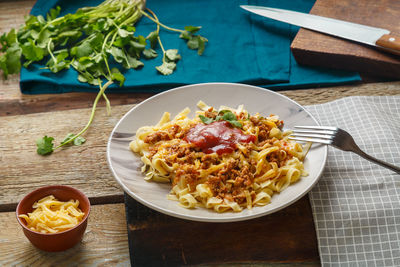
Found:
0,0 -> 207,155
199,110 -> 243,128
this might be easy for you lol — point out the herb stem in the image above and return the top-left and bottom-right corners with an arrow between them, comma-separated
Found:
102,30 -> 114,51
140,9 -> 184,33
47,39 -> 57,64
55,79 -> 113,149
145,8 -> 160,35
158,36 -> 165,55
100,79 -> 112,115
103,54 -> 113,79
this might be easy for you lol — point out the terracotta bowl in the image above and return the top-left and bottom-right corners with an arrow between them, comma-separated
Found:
16,185 -> 91,252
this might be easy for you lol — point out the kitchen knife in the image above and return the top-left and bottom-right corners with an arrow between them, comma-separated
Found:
240,5 -> 400,56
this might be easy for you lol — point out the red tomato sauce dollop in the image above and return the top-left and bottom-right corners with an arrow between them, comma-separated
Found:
184,121 -> 256,155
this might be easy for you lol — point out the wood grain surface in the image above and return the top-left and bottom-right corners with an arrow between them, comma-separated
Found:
291,0 -> 400,79
126,194 -> 320,266
0,203 -> 130,266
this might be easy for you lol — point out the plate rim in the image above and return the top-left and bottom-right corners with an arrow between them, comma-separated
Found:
107,82 -> 327,222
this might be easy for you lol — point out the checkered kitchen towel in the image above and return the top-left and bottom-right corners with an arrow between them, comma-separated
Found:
306,96 -> 400,267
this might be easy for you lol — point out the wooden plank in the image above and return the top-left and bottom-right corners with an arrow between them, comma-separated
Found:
0,0 -> 34,35
0,200 -> 319,266
0,86 -> 153,117
1,82 -> 399,211
280,81 -> 400,106
291,0 -> 400,79
0,203 -> 129,266
0,105 -> 132,208
126,194 -> 320,266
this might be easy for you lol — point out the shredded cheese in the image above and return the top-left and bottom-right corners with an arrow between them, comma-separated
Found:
19,195 -> 85,234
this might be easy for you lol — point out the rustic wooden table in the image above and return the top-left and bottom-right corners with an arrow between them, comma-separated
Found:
1,0 -> 400,266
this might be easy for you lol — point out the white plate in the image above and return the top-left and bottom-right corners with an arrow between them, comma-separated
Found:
107,83 -> 327,222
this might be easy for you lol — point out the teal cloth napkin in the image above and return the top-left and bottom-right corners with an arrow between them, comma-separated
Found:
20,0 -> 361,94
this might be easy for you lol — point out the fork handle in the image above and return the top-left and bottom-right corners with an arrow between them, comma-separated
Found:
352,148 -> 400,174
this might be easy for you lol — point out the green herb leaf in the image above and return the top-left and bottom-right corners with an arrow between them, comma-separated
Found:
146,31 -> 158,49
199,115 -> 214,125
37,29 -> 52,48
165,49 -> 181,61
187,36 -> 199,50
179,31 -> 191,40
113,36 -> 129,48
5,29 -> 17,46
21,39 -> 44,62
74,136 -> 86,145
61,133 -> 75,145
77,71 -> 98,85
179,26 -> 207,55
142,48 -> 157,59
61,133 -> 86,146
184,26 -> 201,34
111,68 -> 125,86
222,111 -> 237,121
0,54 -> 9,78
187,35 -> 208,55
36,136 -> 54,155
48,60 -> 70,73
58,30 -> 82,39
92,18 -> 107,32
128,40 -> 146,57
124,54 -> 143,69
118,28 -> 132,38
200,110 -> 242,128
47,6 -> 61,21
72,40 -> 92,58
88,32 -> 104,51
229,120 -> 242,128
218,110 -> 231,115
5,44 -> 22,75
197,36 -> 207,55
156,61 -> 176,75
110,46 -> 125,63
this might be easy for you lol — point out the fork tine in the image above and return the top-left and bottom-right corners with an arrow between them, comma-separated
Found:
294,125 -> 337,131
288,136 -> 332,145
291,133 -> 333,139
290,125 -> 336,145
292,129 -> 335,135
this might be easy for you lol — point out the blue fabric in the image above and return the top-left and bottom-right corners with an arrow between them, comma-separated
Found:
20,0 -> 361,94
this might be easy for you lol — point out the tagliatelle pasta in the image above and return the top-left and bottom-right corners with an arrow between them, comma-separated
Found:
130,101 -> 310,212
19,195 -> 85,233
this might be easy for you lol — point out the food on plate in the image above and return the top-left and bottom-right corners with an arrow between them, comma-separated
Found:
18,195 -> 85,233
130,101 -> 310,212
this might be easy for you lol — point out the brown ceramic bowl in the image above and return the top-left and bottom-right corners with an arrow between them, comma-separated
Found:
16,185 -> 91,252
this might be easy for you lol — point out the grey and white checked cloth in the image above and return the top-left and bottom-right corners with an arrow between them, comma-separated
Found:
305,96 -> 400,267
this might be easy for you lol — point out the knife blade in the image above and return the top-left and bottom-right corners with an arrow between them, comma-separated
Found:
240,5 -> 400,56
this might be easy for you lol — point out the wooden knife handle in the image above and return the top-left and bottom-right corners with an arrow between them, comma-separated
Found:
375,33 -> 400,56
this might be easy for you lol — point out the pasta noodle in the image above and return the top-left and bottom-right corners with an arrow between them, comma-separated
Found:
130,101 -> 310,212
19,195 -> 85,233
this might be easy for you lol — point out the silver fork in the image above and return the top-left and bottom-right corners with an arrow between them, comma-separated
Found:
289,126 -> 400,174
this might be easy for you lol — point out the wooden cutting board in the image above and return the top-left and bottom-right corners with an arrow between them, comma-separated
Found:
291,0 -> 400,79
